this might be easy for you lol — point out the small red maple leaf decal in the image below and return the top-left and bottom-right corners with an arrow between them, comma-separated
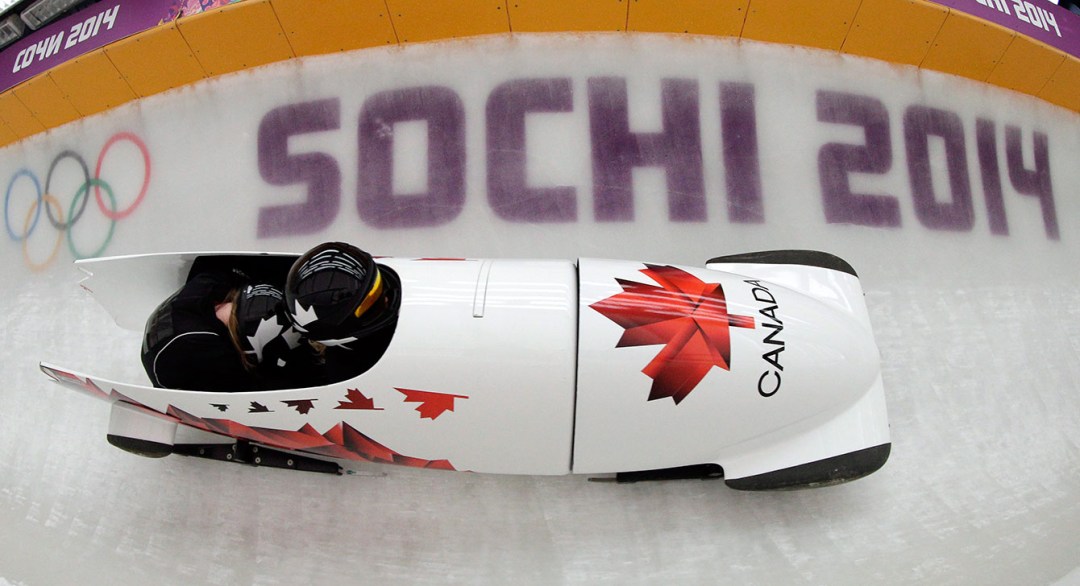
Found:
335,388 -> 383,410
590,264 -> 755,404
396,388 -> 468,420
283,399 -> 317,415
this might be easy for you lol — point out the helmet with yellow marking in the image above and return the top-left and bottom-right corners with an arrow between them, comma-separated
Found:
284,242 -> 389,346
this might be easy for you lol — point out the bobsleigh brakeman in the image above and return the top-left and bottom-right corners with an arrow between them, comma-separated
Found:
41,250 -> 890,490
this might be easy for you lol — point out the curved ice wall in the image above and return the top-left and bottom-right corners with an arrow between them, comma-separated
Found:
1,33 -> 1078,585
3,34 -> 1071,266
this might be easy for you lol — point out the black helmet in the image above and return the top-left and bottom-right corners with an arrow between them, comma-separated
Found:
234,283 -> 298,365
284,242 -> 387,345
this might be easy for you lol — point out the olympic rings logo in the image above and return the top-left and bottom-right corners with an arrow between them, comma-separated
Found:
4,132 -> 151,271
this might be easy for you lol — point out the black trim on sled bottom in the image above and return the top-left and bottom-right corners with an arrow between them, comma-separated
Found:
173,441 -> 343,475
614,463 -> 724,483
107,434 -> 172,458
725,443 -> 891,491
707,250 -> 858,278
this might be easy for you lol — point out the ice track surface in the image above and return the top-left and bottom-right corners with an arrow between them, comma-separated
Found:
0,253 -> 1077,585
1,34 -> 1079,585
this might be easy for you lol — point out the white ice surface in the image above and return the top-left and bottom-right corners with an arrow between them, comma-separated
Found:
2,250 -> 1077,585
0,34 -> 1077,585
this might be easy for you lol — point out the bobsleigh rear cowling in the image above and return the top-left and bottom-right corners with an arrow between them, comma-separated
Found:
42,250 -> 889,490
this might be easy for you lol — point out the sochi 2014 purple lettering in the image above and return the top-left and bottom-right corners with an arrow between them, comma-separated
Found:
256,77 -> 763,236
257,99 -> 341,237
255,81 -> 1058,240
817,90 -> 1058,239
588,77 -> 705,222
904,105 -> 974,231
358,86 -> 466,228
486,78 -> 576,222
971,117 -> 1057,238
11,6 -> 119,73
974,0 -> 1061,37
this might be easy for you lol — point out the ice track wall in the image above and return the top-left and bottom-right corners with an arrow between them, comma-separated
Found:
2,35 -> 1072,267
1,35 -> 1078,585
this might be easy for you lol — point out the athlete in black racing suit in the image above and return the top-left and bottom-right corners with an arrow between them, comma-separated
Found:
142,245 -> 397,392
141,258 -> 317,392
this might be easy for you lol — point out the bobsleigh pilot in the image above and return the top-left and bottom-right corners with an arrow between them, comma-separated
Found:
284,242 -> 400,384
141,266 -> 312,392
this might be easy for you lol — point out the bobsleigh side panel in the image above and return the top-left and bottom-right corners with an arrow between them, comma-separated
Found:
573,259 -> 887,477
48,258 -> 579,476
352,258 -> 578,474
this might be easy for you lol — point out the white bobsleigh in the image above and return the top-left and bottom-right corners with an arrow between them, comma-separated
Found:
40,250 -> 890,490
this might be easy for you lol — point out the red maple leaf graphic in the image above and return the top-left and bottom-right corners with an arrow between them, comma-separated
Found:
42,366 -> 110,400
335,388 -> 383,411
589,264 -> 755,404
283,399 -> 317,415
167,407 -> 456,470
396,388 -> 468,420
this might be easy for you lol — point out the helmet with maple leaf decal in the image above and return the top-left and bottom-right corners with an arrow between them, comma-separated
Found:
284,242 -> 393,346
232,283 -> 297,367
